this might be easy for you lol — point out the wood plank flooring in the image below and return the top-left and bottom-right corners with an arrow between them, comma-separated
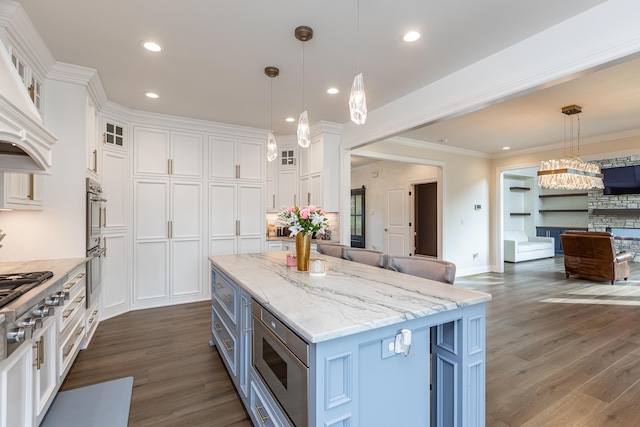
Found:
61,257 -> 640,426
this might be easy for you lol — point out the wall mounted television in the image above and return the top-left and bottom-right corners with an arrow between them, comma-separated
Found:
602,164 -> 640,195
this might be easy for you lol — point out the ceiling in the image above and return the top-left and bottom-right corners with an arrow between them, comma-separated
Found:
18,0 -> 639,157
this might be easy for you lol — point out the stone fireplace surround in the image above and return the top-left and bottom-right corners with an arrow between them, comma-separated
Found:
588,155 -> 640,262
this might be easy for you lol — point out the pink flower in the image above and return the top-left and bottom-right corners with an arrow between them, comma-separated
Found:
308,205 -> 317,212
287,206 -> 296,213
300,207 -> 310,219
320,208 -> 326,215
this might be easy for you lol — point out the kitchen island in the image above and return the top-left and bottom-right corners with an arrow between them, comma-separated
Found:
209,252 -> 491,427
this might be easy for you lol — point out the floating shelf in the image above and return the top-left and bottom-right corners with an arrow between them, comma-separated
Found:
538,209 -> 589,213
592,209 -> 640,216
539,193 -> 588,198
510,212 -> 531,216
509,186 -> 530,191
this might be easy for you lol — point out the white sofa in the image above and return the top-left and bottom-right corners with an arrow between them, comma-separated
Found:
504,230 -> 555,263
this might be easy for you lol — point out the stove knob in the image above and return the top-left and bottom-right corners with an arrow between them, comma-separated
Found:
44,296 -> 64,307
7,327 -> 33,343
56,291 -> 70,301
33,305 -> 55,317
19,317 -> 43,330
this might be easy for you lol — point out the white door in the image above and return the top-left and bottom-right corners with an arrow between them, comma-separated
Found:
133,127 -> 170,176
209,182 -> 238,255
102,233 -> 129,318
277,170 -> 297,209
0,341 -> 33,427
171,181 -> 202,296
238,183 -> 264,254
33,317 -> 57,423
171,131 -> 203,178
310,173 -> 322,208
386,188 -> 410,256
102,150 -> 128,229
134,179 -> 170,303
237,139 -> 264,181
208,136 -> 237,180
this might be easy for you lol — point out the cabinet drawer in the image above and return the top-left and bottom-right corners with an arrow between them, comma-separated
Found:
211,302 -> 237,376
58,316 -> 85,378
211,269 -> 237,324
59,287 -> 86,333
250,379 -> 285,427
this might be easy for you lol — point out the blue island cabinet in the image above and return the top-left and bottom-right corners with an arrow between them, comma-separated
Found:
309,305 -> 486,427
209,254 -> 489,427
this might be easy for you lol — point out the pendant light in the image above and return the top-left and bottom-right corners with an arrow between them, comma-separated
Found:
537,105 -> 604,190
349,0 -> 367,125
295,26 -> 313,148
265,66 -> 279,162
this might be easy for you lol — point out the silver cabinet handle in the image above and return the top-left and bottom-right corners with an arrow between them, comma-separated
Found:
168,221 -> 173,239
93,150 -> 98,173
254,404 -> 269,423
28,174 -> 35,200
272,194 -> 275,208
103,207 -> 107,227
294,194 -> 296,205
236,220 -> 240,236
103,237 -> 107,257
235,164 -> 240,179
307,192 -> 310,204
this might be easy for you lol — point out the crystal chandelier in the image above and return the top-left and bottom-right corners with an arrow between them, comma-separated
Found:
295,26 -> 313,148
349,0 -> 367,125
537,105 -> 604,190
264,66 -> 279,162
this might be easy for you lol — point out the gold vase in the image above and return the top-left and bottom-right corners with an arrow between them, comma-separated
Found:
295,232 -> 311,271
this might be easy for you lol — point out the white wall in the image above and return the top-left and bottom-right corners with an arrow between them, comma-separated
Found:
0,78 -> 86,261
353,141 -> 491,276
351,160 -> 439,253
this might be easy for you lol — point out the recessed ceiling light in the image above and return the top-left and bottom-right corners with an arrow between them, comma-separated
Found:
145,92 -> 159,99
403,31 -> 421,43
285,117 -> 295,123
327,87 -> 339,95
502,146 -> 511,150
142,41 -> 162,52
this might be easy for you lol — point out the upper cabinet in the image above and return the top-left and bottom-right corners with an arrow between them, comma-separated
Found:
86,95 -> 99,176
298,125 -> 341,212
133,127 -> 203,179
208,136 -> 264,182
10,48 -> 44,116
0,172 -> 44,210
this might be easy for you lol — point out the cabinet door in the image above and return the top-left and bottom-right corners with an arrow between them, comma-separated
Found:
299,176 -> 310,208
171,131 -> 203,178
134,180 -> 170,303
310,138 -> 323,175
208,136 -> 237,180
0,341 -> 33,427
103,233 -> 129,318
266,177 -> 276,212
299,143 -> 309,176
238,184 -> 263,238
209,183 -> 238,256
238,139 -> 264,181
277,170 -> 298,209
102,150 -> 128,229
135,180 -> 169,240
33,317 -> 57,422
0,173 -> 44,210
171,181 -> 202,297
86,95 -> 98,175
310,173 -> 322,208
134,127 -> 170,176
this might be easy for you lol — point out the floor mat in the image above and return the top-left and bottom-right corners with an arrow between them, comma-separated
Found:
41,376 -> 133,427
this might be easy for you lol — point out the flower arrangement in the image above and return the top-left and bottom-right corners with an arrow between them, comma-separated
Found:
278,205 -> 329,236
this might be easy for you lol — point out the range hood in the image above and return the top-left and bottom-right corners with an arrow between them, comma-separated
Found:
0,39 -> 56,174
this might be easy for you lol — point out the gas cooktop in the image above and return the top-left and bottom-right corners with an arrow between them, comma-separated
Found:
0,271 -> 53,309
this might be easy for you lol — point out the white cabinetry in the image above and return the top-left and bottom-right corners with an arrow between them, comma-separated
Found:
208,136 -> 263,181
100,116 -> 131,319
277,169 -> 298,209
209,183 -> 263,255
134,179 -> 203,307
86,95 -> 99,176
0,173 -> 44,210
32,317 -> 57,425
0,341 -> 33,427
266,143 -> 298,211
134,127 -> 203,178
297,125 -> 341,211
58,267 -> 86,380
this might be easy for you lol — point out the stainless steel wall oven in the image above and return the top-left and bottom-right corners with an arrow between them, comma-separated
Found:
252,300 -> 309,427
86,178 -> 106,308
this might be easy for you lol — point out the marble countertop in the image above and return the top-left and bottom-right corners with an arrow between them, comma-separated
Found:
0,257 -> 88,323
209,251 -> 491,343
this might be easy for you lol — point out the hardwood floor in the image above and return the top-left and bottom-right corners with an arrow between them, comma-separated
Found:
62,257 -> 640,426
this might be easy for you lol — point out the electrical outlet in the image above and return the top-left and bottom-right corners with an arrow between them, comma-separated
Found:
381,337 -> 396,359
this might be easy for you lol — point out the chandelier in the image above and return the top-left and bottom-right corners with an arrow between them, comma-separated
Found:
537,105 -> 604,190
